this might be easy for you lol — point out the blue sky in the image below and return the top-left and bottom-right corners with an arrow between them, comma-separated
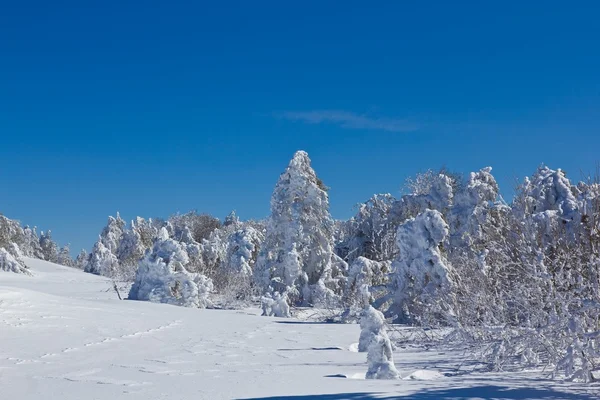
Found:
1,1 -> 599,255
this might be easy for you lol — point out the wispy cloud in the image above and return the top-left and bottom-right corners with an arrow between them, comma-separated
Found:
274,110 -> 418,133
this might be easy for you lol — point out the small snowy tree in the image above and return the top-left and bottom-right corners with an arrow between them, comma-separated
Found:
39,230 -> 59,263
75,249 -> 88,270
223,210 -> 241,228
376,209 -> 455,325
360,306 -> 401,379
337,194 -> 398,263
57,244 -> 74,267
85,238 -> 119,277
222,226 -> 263,277
342,257 -> 391,321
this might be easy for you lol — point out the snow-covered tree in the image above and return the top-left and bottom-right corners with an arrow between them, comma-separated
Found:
75,249 -> 88,270
222,226 -> 264,277
0,215 -> 27,259
21,226 -> 44,259
256,150 -> 347,306
128,228 -> 213,308
375,209 -> 455,324
223,210 -> 241,228
261,291 -> 291,318
514,166 -> 579,221
0,247 -> 30,274
342,257 -> 391,319
169,211 -> 221,243
190,220 -> 266,308
447,167 -> 499,248
336,194 -> 398,263
100,213 -> 126,254
116,221 -> 146,270
85,238 -> 119,277
360,306 -> 401,379
133,217 -> 159,249
395,171 -> 454,221
56,244 -> 74,267
39,230 -> 59,263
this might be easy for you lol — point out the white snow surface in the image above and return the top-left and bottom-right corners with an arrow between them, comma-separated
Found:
0,258 -> 596,400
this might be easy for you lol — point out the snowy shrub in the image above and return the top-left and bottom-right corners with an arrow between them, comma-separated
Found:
360,306 -> 401,379
261,291 -> 291,318
169,211 -> 221,243
0,247 -> 30,274
128,228 -> 213,308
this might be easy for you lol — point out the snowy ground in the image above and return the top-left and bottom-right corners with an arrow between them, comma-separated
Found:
0,259 -> 597,399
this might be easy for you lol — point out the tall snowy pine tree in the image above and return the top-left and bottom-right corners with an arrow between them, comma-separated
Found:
256,150 -> 346,307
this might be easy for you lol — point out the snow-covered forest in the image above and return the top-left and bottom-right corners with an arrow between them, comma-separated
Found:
3,150 -> 600,388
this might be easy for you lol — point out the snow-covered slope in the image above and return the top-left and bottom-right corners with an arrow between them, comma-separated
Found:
0,259 -> 595,399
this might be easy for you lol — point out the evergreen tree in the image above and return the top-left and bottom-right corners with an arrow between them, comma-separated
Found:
100,213 -> 126,254
39,230 -> 59,263
75,249 -> 88,270
85,238 -> 119,277
256,150 -> 346,306
57,244 -> 74,267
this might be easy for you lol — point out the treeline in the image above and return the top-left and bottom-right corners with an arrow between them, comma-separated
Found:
77,151 -> 600,382
0,214 -> 71,274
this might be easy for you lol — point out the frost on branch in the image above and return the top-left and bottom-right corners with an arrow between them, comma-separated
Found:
360,306 -> 401,379
128,228 -> 213,308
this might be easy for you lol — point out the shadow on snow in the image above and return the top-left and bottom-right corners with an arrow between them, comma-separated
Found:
239,385 -> 597,400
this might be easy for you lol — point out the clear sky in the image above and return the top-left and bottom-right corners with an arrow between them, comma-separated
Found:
1,1 -> 599,255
